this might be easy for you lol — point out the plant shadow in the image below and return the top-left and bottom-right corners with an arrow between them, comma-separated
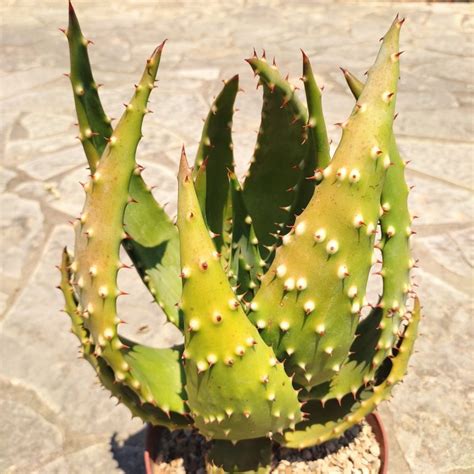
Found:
110,428 -> 147,474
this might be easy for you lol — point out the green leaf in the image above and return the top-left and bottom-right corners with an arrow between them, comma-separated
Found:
194,75 -> 240,255
243,56 -> 313,254
66,2 -> 182,328
58,247 -> 189,428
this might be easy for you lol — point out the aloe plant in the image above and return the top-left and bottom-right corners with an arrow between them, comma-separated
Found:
58,4 -> 420,472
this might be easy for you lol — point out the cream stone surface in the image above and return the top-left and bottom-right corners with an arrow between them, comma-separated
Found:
1,1 -> 472,472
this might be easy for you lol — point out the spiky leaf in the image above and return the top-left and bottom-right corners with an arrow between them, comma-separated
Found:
66,3 -> 182,328
249,18 -> 404,389
276,297 -> 420,448
177,149 -> 302,441
242,56 -> 313,255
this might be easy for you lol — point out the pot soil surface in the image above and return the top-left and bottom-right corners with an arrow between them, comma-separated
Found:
145,419 -> 382,473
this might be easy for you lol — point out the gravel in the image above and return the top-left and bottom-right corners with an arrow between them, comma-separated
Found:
147,421 -> 381,473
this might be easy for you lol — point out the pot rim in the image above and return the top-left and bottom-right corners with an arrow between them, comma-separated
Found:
366,411 -> 389,474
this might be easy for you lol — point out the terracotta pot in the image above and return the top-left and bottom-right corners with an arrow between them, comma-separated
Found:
366,412 -> 389,474
144,425 -> 169,474
144,413 -> 389,473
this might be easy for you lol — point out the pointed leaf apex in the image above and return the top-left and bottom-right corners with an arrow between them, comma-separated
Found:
150,39 -> 167,60
199,156 -> 209,171
68,0 -> 80,32
179,146 -> 191,182
245,56 -> 259,72
300,48 -> 309,63
157,38 -> 168,52
226,167 -> 237,180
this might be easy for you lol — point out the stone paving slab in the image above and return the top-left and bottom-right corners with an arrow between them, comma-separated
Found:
1,1 -> 473,472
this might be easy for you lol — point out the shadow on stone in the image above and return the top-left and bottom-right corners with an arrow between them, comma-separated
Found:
110,428 -> 147,474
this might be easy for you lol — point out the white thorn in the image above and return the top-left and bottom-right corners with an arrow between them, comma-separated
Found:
366,223 -> 376,236
189,319 -> 200,331
323,165 -> 333,178
349,168 -> 361,183
228,298 -> 239,310
279,320 -> 290,331
370,146 -> 382,159
282,234 -> 292,246
326,239 -> 339,254
283,278 -> 295,291
347,285 -> 358,299
296,278 -> 307,291
276,265 -> 287,279
315,323 -> 325,335
304,300 -> 315,314
313,228 -> 326,243
295,221 -> 306,236
336,167 -> 347,181
351,301 -> 361,314
353,214 -> 364,228
337,264 -> 349,279
181,266 -> 191,279
235,345 -> 246,356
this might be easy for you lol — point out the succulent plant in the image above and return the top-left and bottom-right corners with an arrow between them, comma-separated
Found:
58,3 -> 420,471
